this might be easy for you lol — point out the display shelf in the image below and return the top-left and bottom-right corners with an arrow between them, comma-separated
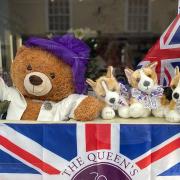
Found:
0,117 -> 177,124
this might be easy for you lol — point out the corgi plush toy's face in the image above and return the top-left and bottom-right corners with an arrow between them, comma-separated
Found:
86,66 -> 120,105
170,66 -> 180,102
125,62 -> 158,93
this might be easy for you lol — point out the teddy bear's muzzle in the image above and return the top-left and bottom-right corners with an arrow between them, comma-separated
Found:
24,72 -> 52,96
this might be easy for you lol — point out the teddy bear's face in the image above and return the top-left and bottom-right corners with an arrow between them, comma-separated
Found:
11,46 -> 75,101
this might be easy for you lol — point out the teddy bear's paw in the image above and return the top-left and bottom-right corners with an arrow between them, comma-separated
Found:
101,107 -> 115,120
129,103 -> 144,118
165,110 -> 180,123
152,107 -> 165,117
118,106 -> 130,118
74,96 -> 104,121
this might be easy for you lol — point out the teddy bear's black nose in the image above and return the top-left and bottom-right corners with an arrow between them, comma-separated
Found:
29,75 -> 43,86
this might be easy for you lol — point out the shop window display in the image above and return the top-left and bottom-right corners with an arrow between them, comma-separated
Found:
0,0 -> 179,179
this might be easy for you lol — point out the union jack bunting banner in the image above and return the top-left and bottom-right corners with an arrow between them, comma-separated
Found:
138,14 -> 180,86
0,123 -> 179,180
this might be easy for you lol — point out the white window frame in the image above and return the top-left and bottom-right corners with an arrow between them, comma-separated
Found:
124,0 -> 151,33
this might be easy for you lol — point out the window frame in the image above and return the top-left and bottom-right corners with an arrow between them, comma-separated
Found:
45,0 -> 72,34
124,0 -> 151,33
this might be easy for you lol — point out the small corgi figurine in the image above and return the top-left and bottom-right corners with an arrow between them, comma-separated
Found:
87,66 -> 130,120
165,66 -> 180,122
125,62 -> 164,118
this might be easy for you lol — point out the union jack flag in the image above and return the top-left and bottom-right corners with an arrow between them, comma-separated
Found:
138,14 -> 180,86
0,123 -> 179,180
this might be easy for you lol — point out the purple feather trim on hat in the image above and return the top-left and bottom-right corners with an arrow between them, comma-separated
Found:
25,34 -> 90,94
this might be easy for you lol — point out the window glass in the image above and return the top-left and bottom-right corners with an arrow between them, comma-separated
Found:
0,0 -> 178,84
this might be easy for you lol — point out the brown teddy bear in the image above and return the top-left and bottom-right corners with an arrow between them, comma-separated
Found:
0,34 -> 103,121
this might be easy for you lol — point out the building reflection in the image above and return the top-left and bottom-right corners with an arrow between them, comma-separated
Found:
0,0 -> 178,84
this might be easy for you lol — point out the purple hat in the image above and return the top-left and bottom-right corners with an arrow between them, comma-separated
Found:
25,34 -> 90,94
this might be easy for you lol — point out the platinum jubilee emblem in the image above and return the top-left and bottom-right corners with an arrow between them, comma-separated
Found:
60,150 -> 140,180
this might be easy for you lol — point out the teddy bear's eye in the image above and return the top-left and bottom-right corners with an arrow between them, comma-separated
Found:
50,73 -> 55,79
27,64 -> 32,71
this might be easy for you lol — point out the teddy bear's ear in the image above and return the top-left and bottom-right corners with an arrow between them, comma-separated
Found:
86,79 -> 96,88
106,66 -> 114,78
15,45 -> 28,57
124,68 -> 134,84
175,66 -> 180,76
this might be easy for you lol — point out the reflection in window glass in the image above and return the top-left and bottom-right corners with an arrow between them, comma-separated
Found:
0,0 -> 178,85
48,0 -> 70,33
126,0 -> 149,32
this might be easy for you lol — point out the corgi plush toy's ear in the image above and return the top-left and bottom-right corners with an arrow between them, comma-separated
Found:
124,68 -> 134,84
147,62 -> 158,70
86,79 -> 96,88
175,66 -> 180,76
106,66 -> 114,78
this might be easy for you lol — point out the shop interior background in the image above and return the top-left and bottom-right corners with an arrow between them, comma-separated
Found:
0,0 -> 178,85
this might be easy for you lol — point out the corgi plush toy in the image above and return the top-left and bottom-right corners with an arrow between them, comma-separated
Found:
165,66 -> 180,122
125,62 -> 164,118
87,66 -> 130,120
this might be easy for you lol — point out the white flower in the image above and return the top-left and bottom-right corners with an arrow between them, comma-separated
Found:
67,28 -> 97,39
